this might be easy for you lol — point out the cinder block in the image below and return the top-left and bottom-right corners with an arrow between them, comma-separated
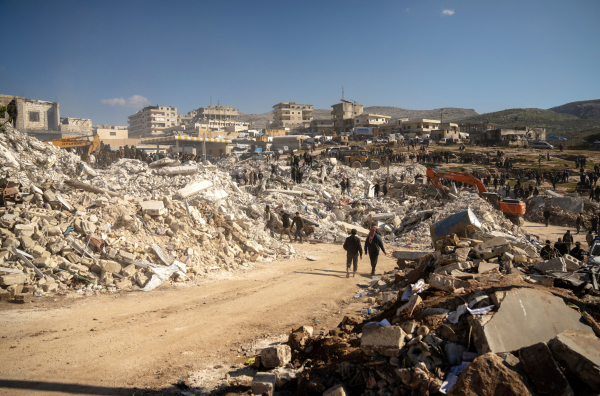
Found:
252,373 -> 276,396
260,345 -> 291,368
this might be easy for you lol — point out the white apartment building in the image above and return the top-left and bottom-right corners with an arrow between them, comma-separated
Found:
399,118 -> 441,134
128,105 -> 178,138
271,102 -> 313,129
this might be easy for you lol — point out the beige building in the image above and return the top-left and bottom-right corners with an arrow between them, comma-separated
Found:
59,117 -> 92,136
271,102 -> 313,129
354,114 -> 390,128
399,118 -> 442,134
186,105 -> 244,131
332,100 -> 363,132
94,125 -> 129,140
128,105 -> 178,138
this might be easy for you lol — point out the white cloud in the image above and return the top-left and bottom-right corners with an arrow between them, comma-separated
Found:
442,9 -> 455,16
101,95 -> 151,108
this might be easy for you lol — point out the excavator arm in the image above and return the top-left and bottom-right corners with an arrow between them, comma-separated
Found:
426,167 -> 488,194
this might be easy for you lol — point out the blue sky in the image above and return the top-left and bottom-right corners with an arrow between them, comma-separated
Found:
1,0 -> 599,126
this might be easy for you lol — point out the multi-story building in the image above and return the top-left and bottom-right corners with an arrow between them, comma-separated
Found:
271,102 -> 313,129
187,105 -> 243,131
128,105 -> 178,138
398,118 -> 441,135
94,125 -> 129,140
332,100 -> 363,132
353,114 -> 390,128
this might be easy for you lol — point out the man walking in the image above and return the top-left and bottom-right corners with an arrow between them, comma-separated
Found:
280,211 -> 292,241
264,206 -> 275,238
543,206 -> 551,227
343,229 -> 363,278
364,226 -> 386,276
292,212 -> 304,243
576,214 -> 583,234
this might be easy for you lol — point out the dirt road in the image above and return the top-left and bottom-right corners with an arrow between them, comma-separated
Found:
0,242 -> 398,396
522,220 -> 591,247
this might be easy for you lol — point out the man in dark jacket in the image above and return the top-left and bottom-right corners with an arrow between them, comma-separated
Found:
543,207 -> 551,227
570,241 -> 585,261
364,226 -> 386,276
292,212 -> 304,243
554,238 -> 569,257
563,230 -> 574,251
540,240 -> 559,260
280,211 -> 292,241
343,229 -> 363,278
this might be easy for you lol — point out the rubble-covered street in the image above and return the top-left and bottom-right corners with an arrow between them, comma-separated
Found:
1,118 -> 600,396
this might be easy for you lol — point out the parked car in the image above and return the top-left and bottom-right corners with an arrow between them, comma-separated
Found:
365,139 -> 373,145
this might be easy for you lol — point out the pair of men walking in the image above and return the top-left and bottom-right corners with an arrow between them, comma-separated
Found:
343,226 -> 386,278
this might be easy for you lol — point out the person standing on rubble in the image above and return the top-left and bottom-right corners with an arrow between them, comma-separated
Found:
343,229 -> 363,278
373,183 -> 380,197
264,206 -> 275,237
280,211 -> 292,241
540,240 -> 559,260
586,230 -> 594,248
292,212 -> 304,243
563,230 -> 574,251
340,178 -> 347,195
364,226 -> 386,276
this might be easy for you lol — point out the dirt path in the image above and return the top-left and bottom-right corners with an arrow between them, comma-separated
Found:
0,243 -> 398,396
522,220 -> 590,246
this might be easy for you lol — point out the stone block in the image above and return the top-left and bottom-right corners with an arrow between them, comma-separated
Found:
562,254 -> 581,271
260,345 -> 291,368
8,283 -> 23,297
121,264 -> 136,277
323,384 -> 347,396
549,329 -> 600,392
252,373 -> 276,396
30,245 -> 49,258
119,250 -> 136,262
14,224 -> 35,237
478,261 -> 499,274
13,293 -> 33,304
33,256 -> 51,266
392,251 -> 429,261
0,272 -> 27,286
42,283 -> 58,292
518,342 -> 574,396
435,261 -> 474,275
428,273 -> 470,292
0,290 -> 10,301
140,200 -> 166,216
100,260 -> 122,274
115,279 -> 132,290
361,325 -> 405,357
178,180 -> 213,199
480,236 -> 509,249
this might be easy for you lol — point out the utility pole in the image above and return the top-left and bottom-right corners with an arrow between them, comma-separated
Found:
203,131 -> 206,162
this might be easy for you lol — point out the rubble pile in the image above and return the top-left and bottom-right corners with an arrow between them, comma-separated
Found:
237,209 -> 600,396
525,191 -> 599,227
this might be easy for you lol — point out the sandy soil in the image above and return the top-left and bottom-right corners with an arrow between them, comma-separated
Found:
0,242 -> 398,396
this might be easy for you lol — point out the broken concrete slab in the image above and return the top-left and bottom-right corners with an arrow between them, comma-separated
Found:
428,273 -> 471,292
549,329 -> 600,392
478,261 -> 499,274
0,273 -> 27,286
535,257 -> 567,273
337,221 -> 369,237
360,324 -> 405,357
471,288 -> 594,355
551,197 -> 584,213
518,342 -> 574,396
177,180 -> 213,199
430,208 -> 482,244
291,186 -> 317,196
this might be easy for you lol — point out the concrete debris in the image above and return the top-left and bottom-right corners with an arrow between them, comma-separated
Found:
549,329 -> 600,392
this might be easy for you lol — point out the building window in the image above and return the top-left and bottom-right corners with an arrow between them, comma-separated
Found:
29,112 -> 40,122
110,132 -> 116,136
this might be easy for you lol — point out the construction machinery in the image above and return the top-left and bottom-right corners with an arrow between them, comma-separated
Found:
44,135 -> 101,156
426,167 -> 526,225
340,150 -> 381,169
323,130 -> 348,144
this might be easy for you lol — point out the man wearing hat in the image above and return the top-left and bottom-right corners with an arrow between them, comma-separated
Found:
343,229 -> 363,278
540,240 -> 559,260
570,241 -> 585,261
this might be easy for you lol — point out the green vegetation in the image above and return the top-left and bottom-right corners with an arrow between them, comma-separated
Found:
459,108 -> 600,139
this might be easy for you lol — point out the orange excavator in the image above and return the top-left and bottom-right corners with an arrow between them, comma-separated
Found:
44,135 -> 101,156
426,167 -> 526,225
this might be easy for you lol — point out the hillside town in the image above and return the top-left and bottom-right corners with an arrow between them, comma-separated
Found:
1,88 -> 600,396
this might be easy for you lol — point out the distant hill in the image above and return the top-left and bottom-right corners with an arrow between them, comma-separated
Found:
363,106 -> 477,121
458,108 -> 600,137
239,106 -> 478,128
549,99 -> 600,121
